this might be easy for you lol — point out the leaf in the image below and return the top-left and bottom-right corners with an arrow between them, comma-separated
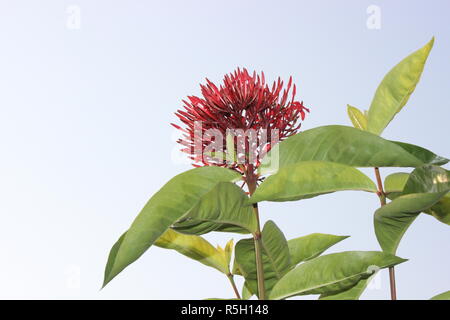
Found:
288,233 -> 349,266
318,273 -> 376,300
367,38 -> 434,135
259,125 -> 432,175
233,221 -> 291,298
374,165 -> 450,254
426,194 -> 450,225
402,165 -> 450,226
269,251 -> 406,300
401,165 -> 450,194
251,161 -> 377,203
390,141 -> 448,166
430,290 -> 450,300
347,105 -> 367,130
241,282 -> 253,300
103,166 -> 243,287
155,229 -> 233,274
173,220 -> 250,235
103,232 -> 127,288
384,169 -> 450,225
384,172 -> 409,195
172,182 -> 257,235
375,193 -> 447,255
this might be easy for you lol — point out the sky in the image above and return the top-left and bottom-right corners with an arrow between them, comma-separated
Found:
0,0 -> 449,299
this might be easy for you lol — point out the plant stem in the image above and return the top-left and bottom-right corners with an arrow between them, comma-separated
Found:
252,204 -> 266,300
374,167 -> 386,206
389,267 -> 397,300
227,274 -> 241,300
246,167 -> 266,300
374,167 -> 397,300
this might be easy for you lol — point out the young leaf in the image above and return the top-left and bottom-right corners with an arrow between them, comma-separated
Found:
367,38 -> 434,135
251,161 -> 377,203
259,125 -> 442,175
347,105 -> 367,130
288,233 -> 349,266
269,251 -> 406,300
384,172 -> 409,196
233,221 -> 291,298
103,166 -> 243,287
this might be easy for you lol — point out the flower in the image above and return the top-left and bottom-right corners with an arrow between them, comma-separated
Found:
172,68 -> 309,174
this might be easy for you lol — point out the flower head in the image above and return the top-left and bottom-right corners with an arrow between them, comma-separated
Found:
172,68 -> 309,174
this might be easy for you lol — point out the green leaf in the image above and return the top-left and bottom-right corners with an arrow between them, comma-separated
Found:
375,165 -> 450,254
402,165 -> 450,225
251,161 -> 377,203
103,166 -> 243,287
347,105 -> 367,130
155,229 -> 233,274
390,141 -> 448,166
367,38 -> 434,135
288,233 -> 349,266
103,232 -> 127,288
430,290 -> 450,300
173,220 -> 250,235
234,221 -> 291,298
269,251 -> 406,300
173,182 -> 257,235
241,282 -> 253,300
384,169 -> 450,225
401,165 -> 450,194
384,172 -> 409,195
260,125 -> 431,175
426,194 -> 450,225
318,274 -> 375,300
375,193 -> 447,255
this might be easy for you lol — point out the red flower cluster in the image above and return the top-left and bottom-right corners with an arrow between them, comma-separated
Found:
172,68 -> 309,173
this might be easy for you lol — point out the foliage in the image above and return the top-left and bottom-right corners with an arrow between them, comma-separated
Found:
103,38 -> 448,300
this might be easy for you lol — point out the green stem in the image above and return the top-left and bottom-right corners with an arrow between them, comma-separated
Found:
227,274 -> 241,300
246,167 -> 266,300
374,167 -> 397,300
253,204 -> 266,300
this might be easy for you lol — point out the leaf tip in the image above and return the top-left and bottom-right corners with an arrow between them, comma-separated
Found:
423,37 -> 435,55
101,274 -> 113,289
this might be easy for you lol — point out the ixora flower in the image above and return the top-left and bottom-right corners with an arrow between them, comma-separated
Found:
172,68 -> 309,177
